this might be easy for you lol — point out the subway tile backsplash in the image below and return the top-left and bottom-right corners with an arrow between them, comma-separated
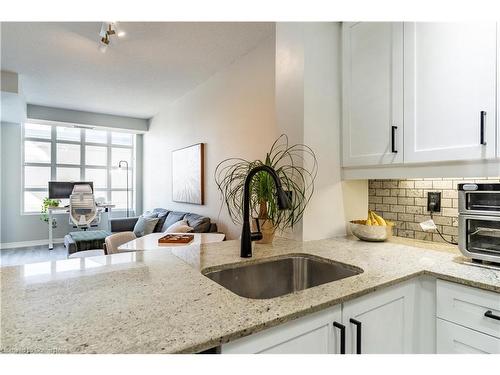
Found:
368,177 -> 500,244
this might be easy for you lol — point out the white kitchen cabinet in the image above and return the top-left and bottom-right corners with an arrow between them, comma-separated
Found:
220,278 -> 498,354
436,279 -> 500,354
222,280 -> 419,354
436,279 -> 500,339
342,280 -> 416,354
404,22 -> 497,163
437,318 -> 500,354
342,22 -> 404,167
221,305 -> 343,354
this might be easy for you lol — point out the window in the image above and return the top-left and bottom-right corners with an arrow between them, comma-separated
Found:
24,141 -> 51,163
85,145 -> 107,166
85,129 -> 107,144
22,123 -> 136,213
57,143 -> 81,165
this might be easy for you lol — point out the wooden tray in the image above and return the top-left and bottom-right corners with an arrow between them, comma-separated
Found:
158,234 -> 194,244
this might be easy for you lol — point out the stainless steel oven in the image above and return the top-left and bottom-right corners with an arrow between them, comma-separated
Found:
458,183 -> 500,263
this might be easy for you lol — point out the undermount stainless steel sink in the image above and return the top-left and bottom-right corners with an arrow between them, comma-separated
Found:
203,254 -> 363,299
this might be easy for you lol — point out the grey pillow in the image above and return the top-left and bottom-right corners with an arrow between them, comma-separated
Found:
142,210 -> 159,218
152,208 -> 169,217
161,211 -> 186,232
153,210 -> 170,232
133,215 -> 159,237
184,213 -> 211,233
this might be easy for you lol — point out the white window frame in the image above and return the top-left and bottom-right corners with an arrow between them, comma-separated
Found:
21,122 -> 136,214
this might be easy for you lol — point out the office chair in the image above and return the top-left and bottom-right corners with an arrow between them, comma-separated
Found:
69,184 -> 100,230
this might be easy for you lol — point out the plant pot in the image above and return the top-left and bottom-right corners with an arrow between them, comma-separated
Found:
252,218 -> 277,244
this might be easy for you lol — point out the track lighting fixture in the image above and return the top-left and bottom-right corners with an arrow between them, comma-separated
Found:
98,22 -> 125,52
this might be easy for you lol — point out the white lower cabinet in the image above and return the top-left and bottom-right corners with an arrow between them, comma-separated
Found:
342,280 -> 416,354
221,280 -> 417,354
220,278 -> 499,354
437,318 -> 500,354
221,305 -> 343,354
436,279 -> 500,354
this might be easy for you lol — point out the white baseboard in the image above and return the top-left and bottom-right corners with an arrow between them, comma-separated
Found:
0,238 -> 64,250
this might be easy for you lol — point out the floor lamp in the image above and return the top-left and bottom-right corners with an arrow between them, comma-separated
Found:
118,160 -> 129,218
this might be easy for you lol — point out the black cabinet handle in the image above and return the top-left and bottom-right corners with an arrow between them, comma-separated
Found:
333,322 -> 346,354
480,111 -> 487,145
349,318 -> 362,354
485,310 -> 500,321
391,126 -> 398,153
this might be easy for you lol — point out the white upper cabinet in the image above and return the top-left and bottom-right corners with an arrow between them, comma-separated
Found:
404,22 -> 497,163
342,22 -> 404,167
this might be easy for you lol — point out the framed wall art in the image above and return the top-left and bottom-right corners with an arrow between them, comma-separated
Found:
172,143 -> 205,205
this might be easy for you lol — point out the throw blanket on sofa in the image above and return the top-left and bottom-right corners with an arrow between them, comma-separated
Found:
70,230 -> 111,251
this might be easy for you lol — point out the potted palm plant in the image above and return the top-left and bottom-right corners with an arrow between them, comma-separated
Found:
215,134 -> 317,243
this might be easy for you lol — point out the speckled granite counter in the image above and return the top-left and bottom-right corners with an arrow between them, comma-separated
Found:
1,237 -> 499,354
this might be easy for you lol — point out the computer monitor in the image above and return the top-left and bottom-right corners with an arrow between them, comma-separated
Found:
48,181 -> 94,199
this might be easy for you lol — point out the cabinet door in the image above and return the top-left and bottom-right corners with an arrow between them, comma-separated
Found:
342,22 -> 404,167
221,305 -> 342,354
436,279 -> 500,339
342,281 -> 416,354
404,22 -> 497,163
437,318 -> 500,354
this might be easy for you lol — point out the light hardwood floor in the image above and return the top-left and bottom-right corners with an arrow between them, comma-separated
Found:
1,244 -> 68,267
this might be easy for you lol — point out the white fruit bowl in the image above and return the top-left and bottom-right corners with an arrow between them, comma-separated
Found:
350,220 -> 394,242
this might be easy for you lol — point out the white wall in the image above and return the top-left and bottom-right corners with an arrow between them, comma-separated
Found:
276,22 -> 360,241
143,35 -> 277,240
342,180 -> 369,234
302,23 -> 346,240
143,24 -> 368,242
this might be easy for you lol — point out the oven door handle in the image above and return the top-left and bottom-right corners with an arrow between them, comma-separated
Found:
469,227 -> 500,237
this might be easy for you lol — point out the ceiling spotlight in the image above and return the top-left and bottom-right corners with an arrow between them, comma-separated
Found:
99,22 -> 125,50
106,23 -> 116,36
101,34 -> 110,45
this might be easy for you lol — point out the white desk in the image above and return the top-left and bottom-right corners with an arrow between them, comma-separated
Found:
47,204 -> 115,250
117,232 -> 225,252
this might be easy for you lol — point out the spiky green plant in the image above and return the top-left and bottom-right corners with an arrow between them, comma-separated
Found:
214,134 -> 317,231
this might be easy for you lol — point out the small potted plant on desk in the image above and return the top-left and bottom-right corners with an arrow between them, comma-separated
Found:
40,197 -> 61,229
215,134 -> 317,244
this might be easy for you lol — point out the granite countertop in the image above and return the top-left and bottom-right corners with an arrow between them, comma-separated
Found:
1,236 -> 499,354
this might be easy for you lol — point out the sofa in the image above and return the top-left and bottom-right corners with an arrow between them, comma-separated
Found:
109,208 -> 218,234
64,208 -> 218,255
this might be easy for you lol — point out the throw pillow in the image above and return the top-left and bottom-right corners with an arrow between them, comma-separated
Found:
133,215 -> 159,237
161,211 -> 186,232
184,213 -> 211,233
142,211 -> 159,218
153,210 -> 170,232
165,220 -> 193,234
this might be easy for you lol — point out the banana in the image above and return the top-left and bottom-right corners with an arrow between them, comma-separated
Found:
372,211 -> 387,226
366,211 -> 373,226
368,210 -> 379,226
